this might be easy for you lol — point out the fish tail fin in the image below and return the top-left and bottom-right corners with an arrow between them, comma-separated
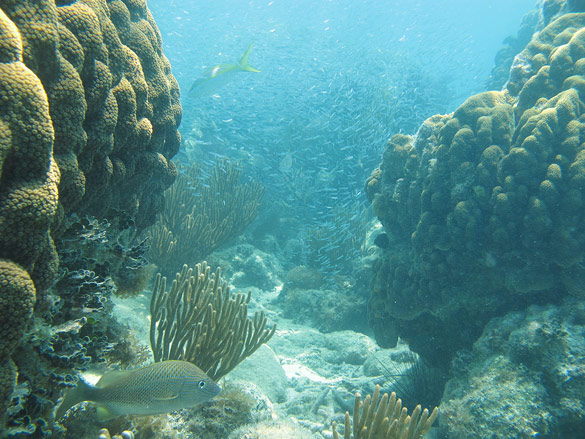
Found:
55,379 -> 92,420
239,43 -> 261,72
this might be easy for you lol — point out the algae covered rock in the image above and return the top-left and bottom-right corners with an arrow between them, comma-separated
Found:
441,298 -> 585,439
367,12 -> 585,366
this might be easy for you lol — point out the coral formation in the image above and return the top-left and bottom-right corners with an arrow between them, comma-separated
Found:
58,214 -> 153,297
367,10 -> 585,366
0,4 -> 60,424
487,0 -> 585,91
441,297 -> 585,438
284,265 -> 325,290
3,0 -> 180,229
150,262 -> 276,380
1,0 -> 180,433
186,382 -> 267,439
146,161 -> 264,277
5,215 -> 150,436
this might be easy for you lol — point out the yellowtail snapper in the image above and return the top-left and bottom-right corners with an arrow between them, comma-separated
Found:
189,43 -> 260,98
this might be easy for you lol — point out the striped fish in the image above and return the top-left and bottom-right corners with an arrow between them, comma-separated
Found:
56,360 -> 221,421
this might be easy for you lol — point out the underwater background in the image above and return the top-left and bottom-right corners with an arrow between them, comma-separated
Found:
2,0 -> 585,438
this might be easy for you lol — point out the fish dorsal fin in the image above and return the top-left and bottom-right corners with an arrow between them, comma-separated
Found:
95,370 -> 128,388
238,43 -> 261,72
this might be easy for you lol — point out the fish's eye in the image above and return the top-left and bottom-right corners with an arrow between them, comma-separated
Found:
198,380 -> 206,389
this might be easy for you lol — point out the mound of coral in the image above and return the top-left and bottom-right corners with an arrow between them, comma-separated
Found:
0,0 -> 180,433
366,10 -> 585,365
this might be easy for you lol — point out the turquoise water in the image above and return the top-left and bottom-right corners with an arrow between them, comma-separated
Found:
150,0 -> 534,107
146,0 -> 535,279
8,0 -> 577,438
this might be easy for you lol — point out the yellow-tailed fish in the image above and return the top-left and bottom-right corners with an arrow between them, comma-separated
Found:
56,360 -> 221,421
189,43 -> 260,99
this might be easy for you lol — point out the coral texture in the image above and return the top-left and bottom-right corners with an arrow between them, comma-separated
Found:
147,161 -> 264,277
54,0 -> 181,226
441,298 -> 585,438
331,384 -> 438,439
0,5 -> 60,419
150,262 -> 276,381
0,0 -> 180,431
367,12 -> 585,365
487,0 -> 585,91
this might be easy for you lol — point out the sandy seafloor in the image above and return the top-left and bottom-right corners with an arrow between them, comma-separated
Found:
110,239 -> 427,439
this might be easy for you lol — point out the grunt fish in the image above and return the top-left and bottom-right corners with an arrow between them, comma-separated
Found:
56,360 -> 221,421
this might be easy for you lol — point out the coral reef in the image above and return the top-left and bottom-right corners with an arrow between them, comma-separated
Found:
146,161 -> 264,277
208,243 -> 283,292
54,0 -> 181,226
0,4 -> 60,427
441,297 -> 585,438
4,215 -> 149,436
58,214 -> 153,297
486,8 -> 541,90
2,0 -> 180,229
284,265 -> 325,290
0,0 -> 180,432
277,259 -> 371,333
185,382 -> 271,439
487,0 -> 585,91
150,262 -> 276,380
366,11 -> 585,366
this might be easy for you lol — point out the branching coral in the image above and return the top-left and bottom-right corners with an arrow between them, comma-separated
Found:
149,262 -> 276,381
332,384 -> 438,439
146,161 -> 264,276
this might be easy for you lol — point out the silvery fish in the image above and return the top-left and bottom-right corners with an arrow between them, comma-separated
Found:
56,360 -> 221,421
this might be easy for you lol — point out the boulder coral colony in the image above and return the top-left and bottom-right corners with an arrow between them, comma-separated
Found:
0,0 -> 179,431
366,8 -> 585,367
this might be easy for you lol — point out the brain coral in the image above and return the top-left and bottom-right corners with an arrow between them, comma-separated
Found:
367,12 -> 585,366
0,0 -> 181,426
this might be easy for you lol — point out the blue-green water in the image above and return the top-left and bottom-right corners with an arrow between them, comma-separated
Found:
147,0 -> 534,278
10,0 -> 585,438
